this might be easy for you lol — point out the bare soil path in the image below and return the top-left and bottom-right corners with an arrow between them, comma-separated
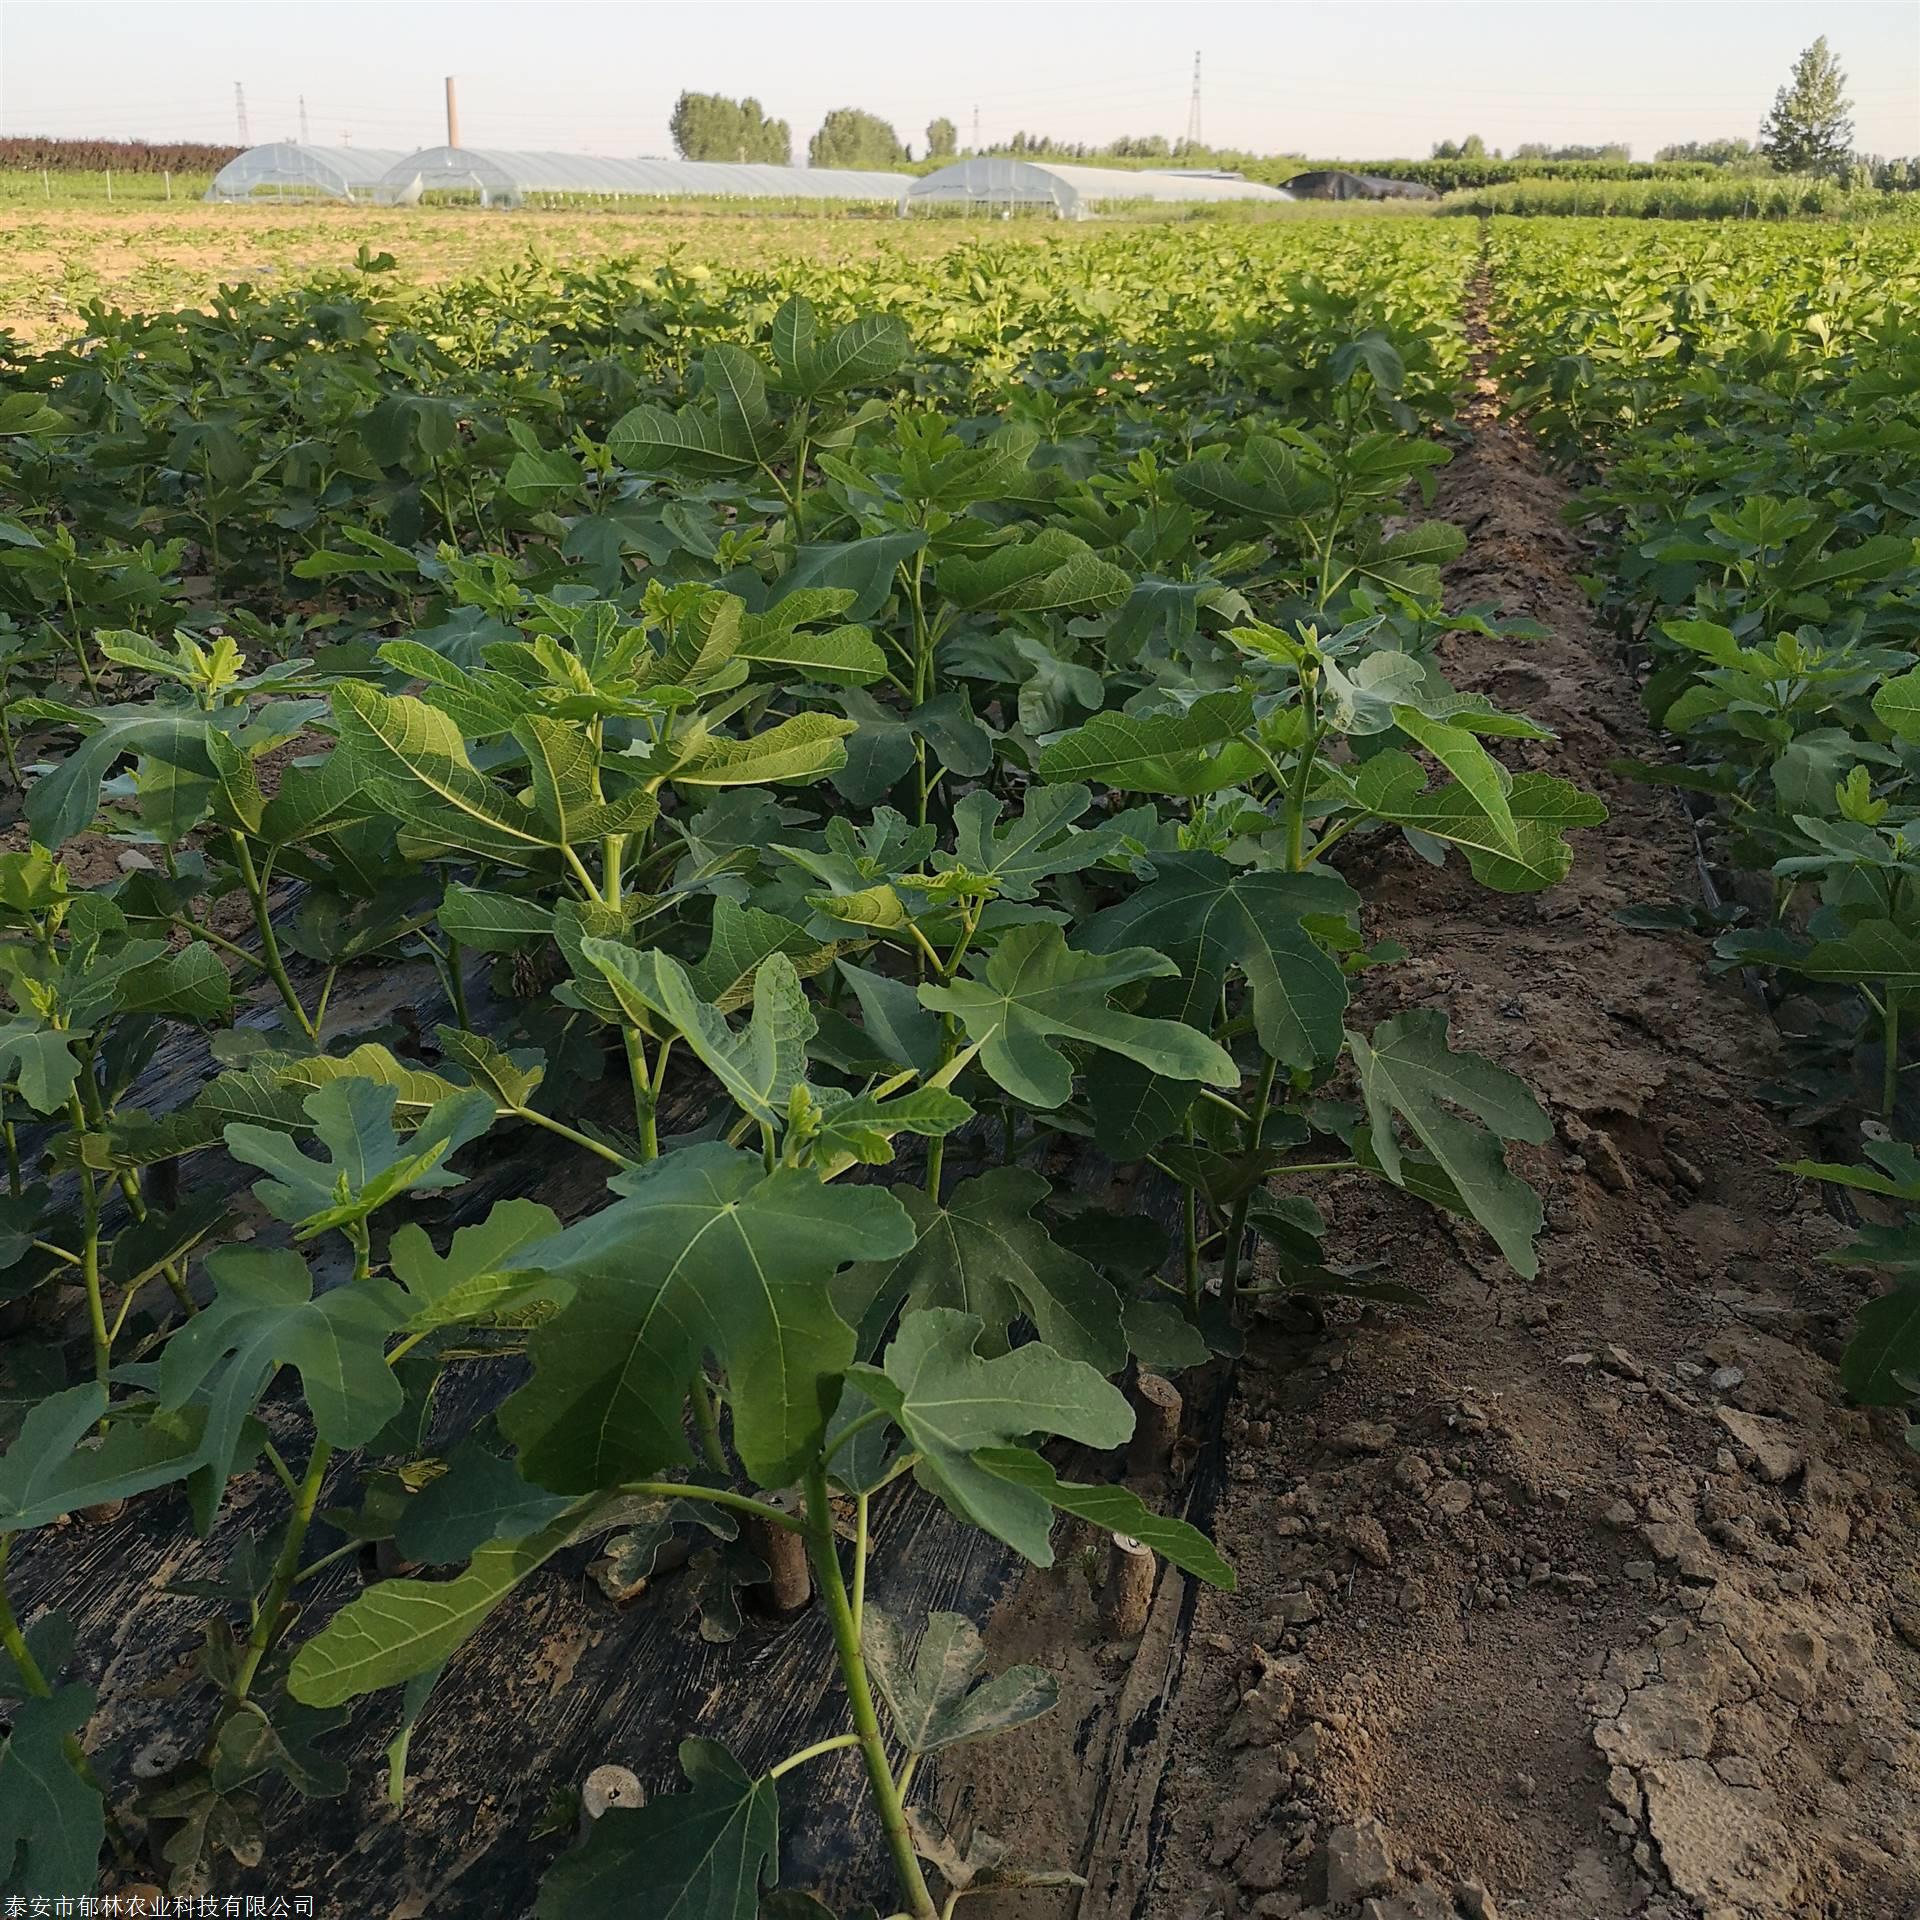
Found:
953,275 -> 1920,1920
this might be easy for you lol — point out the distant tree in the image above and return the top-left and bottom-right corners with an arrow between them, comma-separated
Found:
1857,152 -> 1920,191
669,91 -> 791,164
1431,138 -> 1460,159
736,98 -> 792,165
1460,133 -> 1487,158
967,130 -> 1265,171
926,116 -> 957,158
1514,141 -> 1632,162
809,108 -> 909,170
1759,36 -> 1854,176
1656,137 -> 1760,166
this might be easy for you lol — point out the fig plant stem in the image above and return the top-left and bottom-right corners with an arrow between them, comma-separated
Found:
232,1438 -> 331,1703
803,1464 -> 937,1920
1885,992 -> 1901,1123
0,1537 -> 134,1863
1219,1055 -> 1279,1308
227,832 -> 314,1040
768,1732 -> 860,1781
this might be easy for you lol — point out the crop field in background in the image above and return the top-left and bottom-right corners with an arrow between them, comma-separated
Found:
0,197 -> 1452,350
3,202 -> 1920,1918
0,203 -> 1015,347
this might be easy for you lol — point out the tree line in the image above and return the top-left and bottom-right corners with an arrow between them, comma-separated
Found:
0,135 -> 241,174
675,40 -> 1906,189
1437,38 -> 1913,186
668,94 -> 1270,172
670,92 -> 924,169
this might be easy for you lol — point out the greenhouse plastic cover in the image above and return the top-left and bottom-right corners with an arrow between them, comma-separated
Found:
906,159 -> 1294,214
373,148 -> 911,204
205,144 -> 408,201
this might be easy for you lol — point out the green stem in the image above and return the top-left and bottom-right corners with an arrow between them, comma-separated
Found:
623,1028 -> 659,1160
788,412 -> 812,544
769,1732 -> 861,1781
907,549 -> 935,828
446,939 -> 472,1034
852,1491 -> 871,1641
561,842 -> 608,906
825,1405 -> 889,1465
62,580 -> 100,696
178,915 -> 268,973
924,1021 -> 956,1200
1304,817 -> 1359,865
289,1537 -> 364,1587
312,964 -> 341,1034
112,1168 -> 194,1317
603,833 -> 625,910
260,1440 -> 300,1499
231,1439 -> 331,1703
1196,1085 -> 1253,1126
622,1480 -> 803,1533
0,1539 -> 50,1696
1220,1056 -> 1280,1309
1284,705 -> 1321,874
515,1104 -> 636,1170
903,921 -> 943,980
1886,990 -> 1902,1124
907,552 -> 931,703
0,1539 -> 135,1864
387,1721 -> 419,1810
68,1101 -> 110,1391
802,1465 -> 938,1920
200,448 -> 222,580
1181,1114 -> 1201,1317
228,833 -> 315,1039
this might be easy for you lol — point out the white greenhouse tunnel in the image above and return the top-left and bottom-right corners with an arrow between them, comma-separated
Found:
372,148 -> 912,205
205,143 -> 1298,216
903,159 -> 1295,217
205,143 -> 909,206
205,143 -> 409,202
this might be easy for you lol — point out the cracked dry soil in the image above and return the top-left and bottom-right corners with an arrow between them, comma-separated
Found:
942,299 -> 1920,1920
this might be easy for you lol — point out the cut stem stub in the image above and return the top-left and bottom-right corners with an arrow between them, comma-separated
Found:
749,1488 -> 812,1614
1126,1372 -> 1183,1478
1099,1532 -> 1156,1639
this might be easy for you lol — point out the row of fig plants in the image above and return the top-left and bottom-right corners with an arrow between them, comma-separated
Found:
0,223 -> 1596,1918
1488,214 -> 1920,1444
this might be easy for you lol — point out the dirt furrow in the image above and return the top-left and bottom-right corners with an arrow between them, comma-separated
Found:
1117,274 -> 1920,1920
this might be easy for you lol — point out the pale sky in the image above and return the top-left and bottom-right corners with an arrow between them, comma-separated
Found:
3,0 -> 1915,163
